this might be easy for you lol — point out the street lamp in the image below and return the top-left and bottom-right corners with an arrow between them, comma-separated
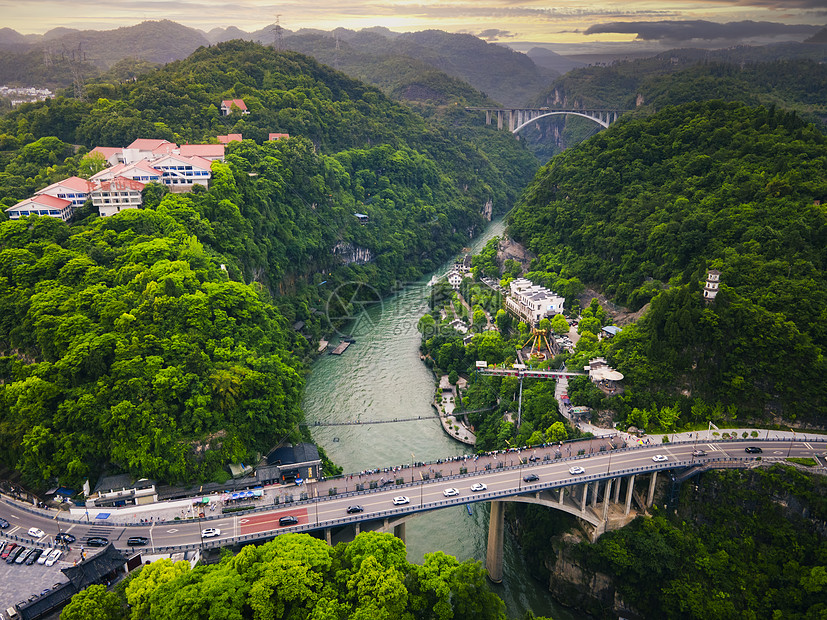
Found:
410,453 -> 415,483
787,427 -> 795,458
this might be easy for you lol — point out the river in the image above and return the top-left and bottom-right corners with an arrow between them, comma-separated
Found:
303,218 -> 581,619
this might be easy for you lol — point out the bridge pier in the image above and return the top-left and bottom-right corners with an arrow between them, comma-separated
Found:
613,476 -> 621,503
497,110 -> 503,130
580,483 -> 588,512
393,522 -> 406,544
485,110 -> 491,125
625,474 -> 635,515
590,481 -> 599,507
647,471 -> 658,507
486,500 -> 505,583
558,487 -> 564,505
602,479 -> 613,522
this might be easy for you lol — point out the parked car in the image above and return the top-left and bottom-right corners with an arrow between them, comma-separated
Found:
652,454 -> 668,462
345,505 -> 364,514
26,549 -> 43,565
7,546 -> 25,564
470,483 -> 487,492
392,496 -> 410,505
201,528 -> 220,538
569,466 -> 586,475
86,537 -> 108,547
523,474 -> 540,483
1,542 -> 17,560
15,548 -> 34,564
442,488 -> 459,497
38,548 -> 53,564
127,537 -> 149,546
745,446 -> 763,454
55,533 -> 75,544
278,516 -> 298,526
27,527 -> 45,538
44,549 -> 62,566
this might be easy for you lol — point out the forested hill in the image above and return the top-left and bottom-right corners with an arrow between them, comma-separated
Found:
509,100 -> 827,425
0,41 -> 538,488
524,57 -> 827,161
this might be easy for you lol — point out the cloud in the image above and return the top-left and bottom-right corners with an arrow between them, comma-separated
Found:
584,19 -> 821,42
477,28 -> 516,41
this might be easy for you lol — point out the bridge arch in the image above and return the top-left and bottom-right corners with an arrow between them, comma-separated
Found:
513,111 -> 609,133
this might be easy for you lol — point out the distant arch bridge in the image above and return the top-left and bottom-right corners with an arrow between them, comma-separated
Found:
466,106 -> 627,133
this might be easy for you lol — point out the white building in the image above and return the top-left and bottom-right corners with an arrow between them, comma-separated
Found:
220,99 -> 249,116
151,154 -> 212,190
6,194 -> 75,221
91,177 -> 145,217
506,278 -> 565,325
704,269 -> 720,302
38,176 -> 91,208
91,160 -> 162,184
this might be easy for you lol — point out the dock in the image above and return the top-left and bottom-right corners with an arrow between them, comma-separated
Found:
330,341 -> 351,355
317,340 -> 329,353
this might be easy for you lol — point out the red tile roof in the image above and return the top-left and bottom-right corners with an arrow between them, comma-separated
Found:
217,133 -> 243,144
95,177 -> 146,192
127,138 -> 175,151
269,133 -> 290,141
89,146 -> 122,158
7,194 -> 73,212
179,144 -> 225,158
40,176 -> 91,194
221,99 -> 247,111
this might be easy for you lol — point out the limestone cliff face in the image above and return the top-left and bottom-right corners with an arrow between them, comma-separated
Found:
544,532 -> 642,620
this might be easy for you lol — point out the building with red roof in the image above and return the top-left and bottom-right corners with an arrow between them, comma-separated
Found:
268,133 -> 290,141
6,194 -> 75,221
220,99 -> 248,116
89,146 -> 125,166
38,176 -> 92,208
90,177 -> 145,217
179,144 -> 225,161
217,133 -> 243,144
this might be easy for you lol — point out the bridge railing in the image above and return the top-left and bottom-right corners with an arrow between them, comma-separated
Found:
3,436 -> 823,529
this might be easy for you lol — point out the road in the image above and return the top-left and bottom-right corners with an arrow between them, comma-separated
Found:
2,438 -> 824,553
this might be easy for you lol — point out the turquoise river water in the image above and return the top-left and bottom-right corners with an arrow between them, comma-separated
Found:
302,219 -> 582,619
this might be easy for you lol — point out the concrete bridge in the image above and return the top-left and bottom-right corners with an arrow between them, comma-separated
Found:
466,106 -> 626,133
3,437 -> 824,585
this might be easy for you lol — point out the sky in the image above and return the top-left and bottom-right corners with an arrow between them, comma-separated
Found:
3,1 -> 826,51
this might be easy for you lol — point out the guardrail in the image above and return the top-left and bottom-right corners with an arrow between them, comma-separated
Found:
3,436 -> 824,534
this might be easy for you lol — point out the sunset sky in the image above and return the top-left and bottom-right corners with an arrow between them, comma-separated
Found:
3,1 -> 825,49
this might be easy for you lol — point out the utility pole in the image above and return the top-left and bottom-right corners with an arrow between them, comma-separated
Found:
273,15 -> 284,51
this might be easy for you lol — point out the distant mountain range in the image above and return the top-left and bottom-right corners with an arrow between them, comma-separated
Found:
0,20 -> 559,106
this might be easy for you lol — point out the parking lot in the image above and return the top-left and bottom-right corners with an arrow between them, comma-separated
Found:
0,553 -> 70,616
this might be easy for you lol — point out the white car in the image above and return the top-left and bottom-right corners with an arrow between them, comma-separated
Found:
470,483 -> 487,492
201,528 -> 221,538
652,454 -> 668,462
442,488 -> 459,497
392,496 -> 410,505
569,466 -> 586,475
28,527 -> 45,538
44,549 -> 62,566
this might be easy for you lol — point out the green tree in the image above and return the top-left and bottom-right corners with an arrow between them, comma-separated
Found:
550,314 -> 569,334
60,584 -> 124,620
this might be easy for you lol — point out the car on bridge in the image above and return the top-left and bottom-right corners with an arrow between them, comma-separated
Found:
652,455 -> 668,462
202,528 -> 221,537
569,466 -> 586,475
279,516 -> 299,526
745,446 -> 762,454
86,537 -> 109,547
27,527 -> 45,538
443,488 -> 459,497
470,483 -> 487,492
346,505 -> 364,514
392,496 -> 410,505
55,532 -> 75,544
127,536 -> 149,546
523,474 -> 540,483
692,450 -> 707,457
0,517 -> 9,528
